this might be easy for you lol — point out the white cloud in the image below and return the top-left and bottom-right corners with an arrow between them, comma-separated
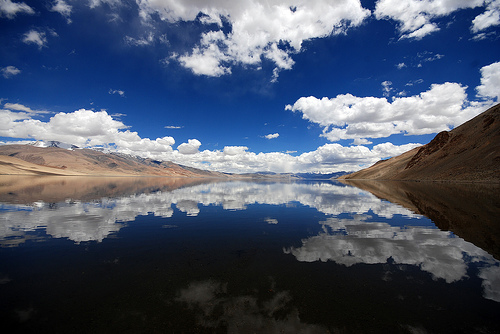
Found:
286,60 -> 500,144
177,139 -> 201,155
374,0 -> 486,39
0,107 -> 175,155
264,133 -> 279,139
476,61 -> 500,101
1,66 -> 21,78
50,0 -> 72,23
109,89 -> 125,97
471,0 -> 500,33
396,62 -> 406,69
223,146 -> 248,156
88,0 -> 121,9
22,30 -> 48,49
381,80 -> 393,97
137,0 -> 370,76
3,102 -> 50,114
0,0 -> 34,18
124,32 -> 155,46
286,82 -> 473,142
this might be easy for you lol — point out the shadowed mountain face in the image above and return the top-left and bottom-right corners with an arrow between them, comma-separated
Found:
340,179 -> 500,260
340,103 -> 500,181
0,145 -> 228,177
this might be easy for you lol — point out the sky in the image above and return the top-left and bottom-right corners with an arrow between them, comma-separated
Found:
0,0 -> 499,174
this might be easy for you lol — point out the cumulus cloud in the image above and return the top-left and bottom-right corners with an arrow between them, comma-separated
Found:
0,0 -> 34,18
0,106 -> 176,156
476,61 -> 500,101
264,133 -> 279,139
286,62 -> 499,143
50,0 -> 72,23
286,82 -> 472,142
22,30 -> 48,49
137,0 -> 370,76
471,0 -> 500,33
374,0 -> 491,39
1,66 -> 21,78
177,139 -> 201,155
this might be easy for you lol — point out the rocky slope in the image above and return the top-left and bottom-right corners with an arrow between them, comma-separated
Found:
0,145 -> 228,177
339,103 -> 500,181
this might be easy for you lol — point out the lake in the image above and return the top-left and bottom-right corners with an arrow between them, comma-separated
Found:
1,176 -> 499,333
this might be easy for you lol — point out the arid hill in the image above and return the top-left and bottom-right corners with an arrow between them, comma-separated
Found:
339,103 -> 500,181
0,145 -> 228,178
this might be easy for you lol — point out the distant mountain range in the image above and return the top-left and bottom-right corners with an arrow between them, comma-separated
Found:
0,143 -> 348,179
339,103 -> 500,182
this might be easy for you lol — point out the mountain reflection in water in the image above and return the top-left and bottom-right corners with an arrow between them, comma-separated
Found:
0,176 -> 499,333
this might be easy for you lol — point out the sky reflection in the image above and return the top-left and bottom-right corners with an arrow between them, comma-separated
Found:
1,178 -> 499,303
0,180 -> 420,245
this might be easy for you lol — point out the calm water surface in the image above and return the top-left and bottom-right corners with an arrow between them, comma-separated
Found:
0,176 -> 499,333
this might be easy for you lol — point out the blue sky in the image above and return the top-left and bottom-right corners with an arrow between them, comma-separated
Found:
1,0 -> 499,173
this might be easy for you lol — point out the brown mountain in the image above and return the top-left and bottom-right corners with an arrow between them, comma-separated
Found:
0,144 -> 229,178
339,103 -> 500,181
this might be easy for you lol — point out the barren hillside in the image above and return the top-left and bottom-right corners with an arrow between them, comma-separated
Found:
339,103 -> 500,181
0,145 -> 228,178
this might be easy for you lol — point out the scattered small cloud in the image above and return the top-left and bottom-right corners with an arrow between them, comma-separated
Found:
381,80 -> 393,97
405,79 -> 424,86
396,62 -> 406,69
1,66 -> 21,78
50,0 -> 72,23
124,32 -> 154,46
264,133 -> 279,139
109,89 -> 125,97
22,30 -> 48,49
265,218 -> 279,224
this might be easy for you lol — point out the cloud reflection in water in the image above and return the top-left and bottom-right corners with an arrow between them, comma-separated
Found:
1,179 -> 499,302
0,181 -> 418,245
284,214 -> 500,302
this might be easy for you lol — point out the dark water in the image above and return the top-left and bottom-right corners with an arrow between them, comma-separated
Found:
0,176 -> 499,333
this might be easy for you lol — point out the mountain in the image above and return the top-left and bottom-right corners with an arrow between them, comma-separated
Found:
0,144 -> 229,177
339,103 -> 500,181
